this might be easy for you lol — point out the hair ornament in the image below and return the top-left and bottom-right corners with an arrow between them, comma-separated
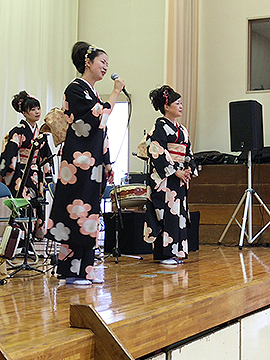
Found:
85,44 -> 97,63
163,89 -> 169,105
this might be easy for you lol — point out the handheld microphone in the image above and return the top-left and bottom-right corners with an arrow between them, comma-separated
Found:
111,73 -> 129,97
184,156 -> 191,169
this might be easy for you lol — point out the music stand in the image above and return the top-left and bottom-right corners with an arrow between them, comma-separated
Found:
8,135 -> 46,276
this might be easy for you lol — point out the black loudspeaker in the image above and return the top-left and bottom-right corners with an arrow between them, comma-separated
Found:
229,100 -> 264,152
104,212 -> 152,255
104,211 -> 200,254
187,211 -> 200,251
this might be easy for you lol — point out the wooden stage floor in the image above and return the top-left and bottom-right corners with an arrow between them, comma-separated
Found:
1,244 -> 270,359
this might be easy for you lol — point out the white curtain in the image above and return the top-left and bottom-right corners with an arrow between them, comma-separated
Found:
0,0 -> 78,144
164,0 -> 199,146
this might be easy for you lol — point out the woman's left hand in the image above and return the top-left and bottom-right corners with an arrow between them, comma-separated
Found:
175,168 -> 191,184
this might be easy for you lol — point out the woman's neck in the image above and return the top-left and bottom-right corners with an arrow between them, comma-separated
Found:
81,74 -> 96,88
164,114 -> 176,123
25,119 -> 37,129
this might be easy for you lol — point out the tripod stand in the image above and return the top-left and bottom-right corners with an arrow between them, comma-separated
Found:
218,150 -> 270,249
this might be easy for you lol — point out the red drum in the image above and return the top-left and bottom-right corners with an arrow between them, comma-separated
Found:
110,184 -> 147,211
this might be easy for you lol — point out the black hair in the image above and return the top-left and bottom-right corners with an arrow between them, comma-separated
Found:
71,41 -> 107,74
11,90 -> 40,114
149,85 -> 181,115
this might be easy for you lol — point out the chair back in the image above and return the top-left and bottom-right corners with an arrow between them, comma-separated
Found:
0,183 -> 11,199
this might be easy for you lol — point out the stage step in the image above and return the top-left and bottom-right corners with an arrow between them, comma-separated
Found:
189,164 -> 270,245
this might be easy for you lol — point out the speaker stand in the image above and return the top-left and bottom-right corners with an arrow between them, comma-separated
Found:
218,150 -> 270,249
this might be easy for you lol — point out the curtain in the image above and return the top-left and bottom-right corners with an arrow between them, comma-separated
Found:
164,0 -> 199,146
0,0 -> 78,146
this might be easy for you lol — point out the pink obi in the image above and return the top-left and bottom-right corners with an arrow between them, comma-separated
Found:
167,143 -> 187,163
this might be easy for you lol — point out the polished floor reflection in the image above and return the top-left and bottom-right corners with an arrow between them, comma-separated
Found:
1,244 -> 270,359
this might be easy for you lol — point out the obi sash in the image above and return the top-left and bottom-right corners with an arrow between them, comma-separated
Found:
167,143 -> 187,164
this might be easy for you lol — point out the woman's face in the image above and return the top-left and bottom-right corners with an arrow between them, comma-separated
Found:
23,106 -> 41,126
165,98 -> 183,119
89,53 -> 109,81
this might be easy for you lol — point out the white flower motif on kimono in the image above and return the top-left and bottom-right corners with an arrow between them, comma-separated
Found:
59,161 -> 77,185
58,244 -> 74,261
0,158 -> 6,171
4,172 -> 13,186
172,243 -> 186,258
169,198 -> 181,216
149,141 -> 164,159
163,231 -> 174,247
70,259 -> 81,275
164,164 -> 176,177
183,196 -> 187,211
72,119 -> 91,137
30,172 -> 38,186
77,214 -> 99,236
157,178 -> 167,193
163,123 -> 176,136
73,151 -> 95,170
84,90 -> 92,100
182,239 -> 188,254
165,189 -> 176,204
103,136 -> 109,154
179,214 -> 186,229
66,199 -> 91,220
91,164 -> 103,183
85,265 -> 95,280
143,224 -> 156,243
155,208 -> 164,221
151,168 -> 162,187
50,222 -> 71,241
146,185 -> 152,200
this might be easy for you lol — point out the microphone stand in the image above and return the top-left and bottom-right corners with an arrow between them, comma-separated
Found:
109,183 -> 143,264
8,135 -> 47,277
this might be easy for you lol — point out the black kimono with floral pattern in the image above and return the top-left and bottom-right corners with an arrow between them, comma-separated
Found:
46,78 -> 111,280
0,119 -> 52,226
143,117 -> 197,260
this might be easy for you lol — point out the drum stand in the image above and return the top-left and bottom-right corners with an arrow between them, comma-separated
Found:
218,150 -> 270,249
108,183 -> 143,264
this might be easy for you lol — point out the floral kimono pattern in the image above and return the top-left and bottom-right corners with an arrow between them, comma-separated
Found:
0,119 -> 52,228
143,117 -> 197,260
46,78 -> 111,280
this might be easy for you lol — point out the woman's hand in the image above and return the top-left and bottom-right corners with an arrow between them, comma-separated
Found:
113,77 -> 125,94
175,168 -> 192,184
104,164 -> 114,184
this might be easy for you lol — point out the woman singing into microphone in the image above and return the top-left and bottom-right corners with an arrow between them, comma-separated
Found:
144,85 -> 197,265
46,41 -> 125,285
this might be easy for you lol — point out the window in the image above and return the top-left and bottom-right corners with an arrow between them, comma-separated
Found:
248,18 -> 270,91
106,101 -> 129,185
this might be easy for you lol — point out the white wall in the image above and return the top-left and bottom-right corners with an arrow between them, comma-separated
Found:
78,0 -> 166,172
196,0 -> 270,154
0,0 -> 78,142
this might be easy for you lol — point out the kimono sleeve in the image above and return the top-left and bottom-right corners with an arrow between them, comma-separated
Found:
147,120 -> 176,180
0,128 -> 22,184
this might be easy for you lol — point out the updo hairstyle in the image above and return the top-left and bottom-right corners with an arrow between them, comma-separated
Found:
149,85 -> 181,115
71,41 -> 107,74
11,90 -> 40,114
